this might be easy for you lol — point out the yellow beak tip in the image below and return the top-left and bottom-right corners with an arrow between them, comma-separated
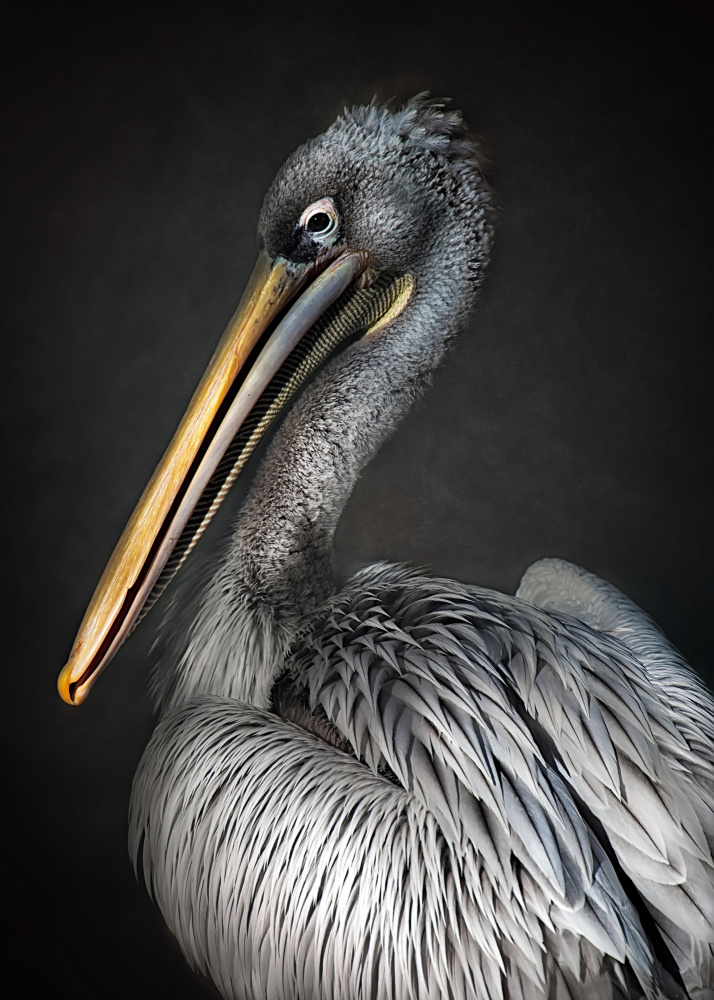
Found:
57,663 -> 80,705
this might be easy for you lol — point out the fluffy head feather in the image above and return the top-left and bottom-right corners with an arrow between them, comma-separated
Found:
258,94 -> 493,282
341,92 -> 480,161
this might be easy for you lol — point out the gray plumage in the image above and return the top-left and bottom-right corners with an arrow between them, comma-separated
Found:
127,97 -> 714,1000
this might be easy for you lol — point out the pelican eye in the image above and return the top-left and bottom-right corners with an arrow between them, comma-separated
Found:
298,198 -> 339,245
307,212 -> 332,233
306,211 -> 332,234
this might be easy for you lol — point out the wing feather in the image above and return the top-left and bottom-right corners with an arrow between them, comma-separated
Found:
518,558 -> 714,996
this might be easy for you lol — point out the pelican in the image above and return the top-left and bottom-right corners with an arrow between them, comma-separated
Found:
58,96 -> 714,1000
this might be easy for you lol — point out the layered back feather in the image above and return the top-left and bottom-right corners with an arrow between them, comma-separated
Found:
131,560 -> 714,999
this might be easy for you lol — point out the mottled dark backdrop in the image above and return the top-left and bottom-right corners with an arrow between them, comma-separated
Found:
2,1 -> 712,996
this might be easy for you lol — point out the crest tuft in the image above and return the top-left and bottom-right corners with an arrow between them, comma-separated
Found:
339,93 -> 478,162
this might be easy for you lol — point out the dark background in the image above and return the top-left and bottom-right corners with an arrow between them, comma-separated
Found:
2,1 -> 712,996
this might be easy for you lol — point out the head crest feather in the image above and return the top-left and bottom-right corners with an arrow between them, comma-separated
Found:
338,93 -> 476,161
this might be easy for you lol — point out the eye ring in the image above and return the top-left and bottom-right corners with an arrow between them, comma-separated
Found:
299,197 -> 339,242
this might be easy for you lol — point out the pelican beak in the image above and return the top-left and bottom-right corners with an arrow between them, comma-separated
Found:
58,248 -> 368,705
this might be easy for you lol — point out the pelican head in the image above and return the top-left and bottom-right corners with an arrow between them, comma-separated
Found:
259,98 -> 490,290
